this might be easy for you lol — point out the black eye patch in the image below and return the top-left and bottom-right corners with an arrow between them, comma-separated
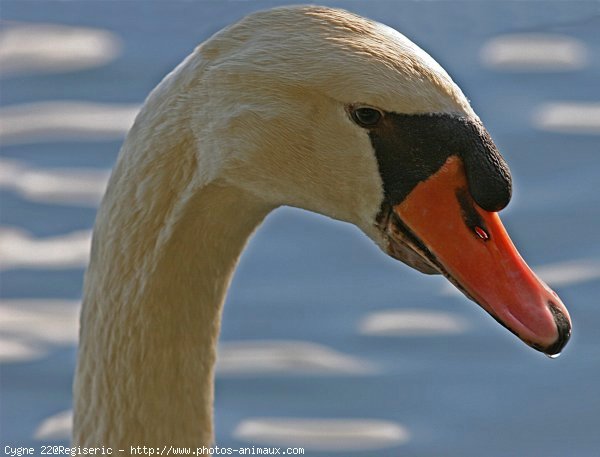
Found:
367,112 -> 512,212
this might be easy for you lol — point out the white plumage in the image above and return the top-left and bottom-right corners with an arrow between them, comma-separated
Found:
74,6 -> 474,446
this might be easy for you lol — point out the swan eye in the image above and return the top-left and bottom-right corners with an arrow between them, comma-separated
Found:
351,107 -> 383,127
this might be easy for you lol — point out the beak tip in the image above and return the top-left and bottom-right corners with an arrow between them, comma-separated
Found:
545,301 -> 572,356
531,301 -> 572,357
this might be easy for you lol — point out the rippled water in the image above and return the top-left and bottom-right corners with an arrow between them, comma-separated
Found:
1,1 -> 599,456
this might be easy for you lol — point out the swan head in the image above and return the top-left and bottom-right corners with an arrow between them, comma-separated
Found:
190,6 -> 571,355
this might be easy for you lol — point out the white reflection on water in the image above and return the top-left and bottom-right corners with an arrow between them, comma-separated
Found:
34,410 -> 73,441
0,228 -> 91,270
0,22 -> 121,77
217,340 -> 376,376
534,102 -> 600,135
0,159 -> 109,206
0,300 -> 79,362
480,33 -> 588,71
533,258 -> 600,286
359,309 -> 468,336
234,418 -> 410,451
0,101 -> 139,145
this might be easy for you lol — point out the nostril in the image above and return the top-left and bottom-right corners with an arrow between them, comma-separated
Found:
474,226 -> 489,241
544,301 -> 572,356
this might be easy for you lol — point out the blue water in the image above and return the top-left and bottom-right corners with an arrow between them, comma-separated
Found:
1,1 -> 599,456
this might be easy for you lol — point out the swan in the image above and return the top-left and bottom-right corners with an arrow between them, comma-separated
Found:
74,6 -> 572,447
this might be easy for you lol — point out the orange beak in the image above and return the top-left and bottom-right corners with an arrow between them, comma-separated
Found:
389,156 -> 571,355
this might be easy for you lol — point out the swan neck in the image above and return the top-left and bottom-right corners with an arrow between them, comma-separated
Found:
74,123 -> 271,445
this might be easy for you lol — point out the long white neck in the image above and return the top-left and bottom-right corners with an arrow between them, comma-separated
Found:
73,79 -> 272,445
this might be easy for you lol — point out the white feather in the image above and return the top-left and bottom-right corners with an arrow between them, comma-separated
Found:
74,6 -> 476,446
